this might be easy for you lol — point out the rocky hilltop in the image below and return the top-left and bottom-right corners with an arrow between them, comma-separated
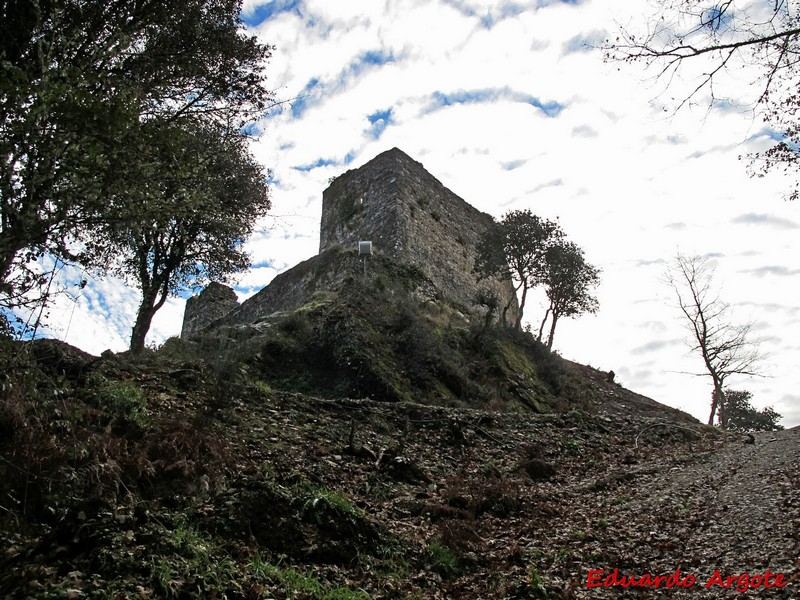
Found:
182,148 -> 518,339
1,333 -> 796,599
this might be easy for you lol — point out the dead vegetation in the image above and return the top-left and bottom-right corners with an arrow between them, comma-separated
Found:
0,312 -> 796,598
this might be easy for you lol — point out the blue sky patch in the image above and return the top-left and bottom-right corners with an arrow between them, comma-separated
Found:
241,0 -> 302,27
480,2 -> 526,28
732,213 -> 799,229
702,5 -> 733,31
291,150 -> 356,172
537,0 -> 586,6
291,157 -> 338,172
431,89 -> 496,107
443,0 -> 530,28
562,30 -> 607,54
427,87 -> 564,117
346,49 -> 396,79
366,108 -> 395,140
754,128 -> 787,143
287,51 -> 396,121
524,95 -> 564,117
501,159 -> 527,171
241,122 -> 263,138
266,171 -> 281,187
251,260 -> 277,269
291,77 -> 321,118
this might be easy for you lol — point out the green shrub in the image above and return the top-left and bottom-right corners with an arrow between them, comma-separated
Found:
88,373 -> 149,426
425,540 -> 459,577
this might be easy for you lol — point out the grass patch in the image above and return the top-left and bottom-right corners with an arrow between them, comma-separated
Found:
425,540 -> 459,577
88,372 -> 149,426
249,552 -> 371,599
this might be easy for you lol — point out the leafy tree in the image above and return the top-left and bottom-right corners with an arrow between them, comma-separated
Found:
92,121 -> 270,352
603,0 -> 800,198
665,253 -> 765,426
537,240 -> 600,349
475,210 -> 563,329
721,388 -> 783,432
0,0 -> 273,312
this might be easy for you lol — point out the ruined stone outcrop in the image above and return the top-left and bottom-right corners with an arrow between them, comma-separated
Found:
180,282 -> 239,338
206,246 -> 438,333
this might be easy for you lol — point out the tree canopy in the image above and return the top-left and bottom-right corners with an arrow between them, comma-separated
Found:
722,388 -> 783,431
475,210 -> 564,330
92,121 -> 270,352
537,240 -> 600,349
0,0 -> 273,320
475,210 -> 600,341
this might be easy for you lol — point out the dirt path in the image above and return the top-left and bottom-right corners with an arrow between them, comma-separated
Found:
579,427 -> 800,598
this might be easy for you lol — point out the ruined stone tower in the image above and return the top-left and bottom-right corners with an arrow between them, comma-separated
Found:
320,148 -> 517,318
181,148 -> 518,335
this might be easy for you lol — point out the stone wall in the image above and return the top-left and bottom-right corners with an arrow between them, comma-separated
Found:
218,247 -> 365,327
320,148 -> 518,320
182,148 -> 520,338
180,282 -> 240,338
185,247 -> 438,336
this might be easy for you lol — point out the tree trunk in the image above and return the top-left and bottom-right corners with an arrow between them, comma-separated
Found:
537,307 -> 551,342
501,299 -> 513,327
0,226 -> 23,292
713,385 -> 729,428
546,312 -> 559,349
515,283 -> 529,330
129,280 -> 169,353
708,381 -> 726,426
0,250 -> 15,294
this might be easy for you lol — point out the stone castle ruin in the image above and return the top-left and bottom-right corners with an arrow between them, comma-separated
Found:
181,148 -> 518,337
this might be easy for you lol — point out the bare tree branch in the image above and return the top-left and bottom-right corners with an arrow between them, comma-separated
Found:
603,1 -> 800,198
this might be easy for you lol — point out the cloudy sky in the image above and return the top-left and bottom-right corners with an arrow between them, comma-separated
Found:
37,0 -> 799,426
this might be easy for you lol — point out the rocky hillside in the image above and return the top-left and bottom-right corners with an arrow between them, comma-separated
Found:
1,280 -> 796,598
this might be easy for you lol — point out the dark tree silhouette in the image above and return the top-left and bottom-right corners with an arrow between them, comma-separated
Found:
92,122 -> 270,352
1,0 -> 273,313
475,210 -> 563,329
722,388 -> 783,431
538,240 -> 600,349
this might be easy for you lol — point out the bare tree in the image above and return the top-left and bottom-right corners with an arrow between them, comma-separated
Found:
603,0 -> 800,197
665,253 -> 765,426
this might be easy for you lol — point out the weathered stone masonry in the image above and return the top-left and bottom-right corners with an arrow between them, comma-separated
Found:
180,281 -> 239,339
182,148 -> 518,336
320,148 -> 518,319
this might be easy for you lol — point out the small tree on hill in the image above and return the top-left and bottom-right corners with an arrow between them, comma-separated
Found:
538,240 -> 600,349
475,210 -> 563,329
722,389 -> 783,432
